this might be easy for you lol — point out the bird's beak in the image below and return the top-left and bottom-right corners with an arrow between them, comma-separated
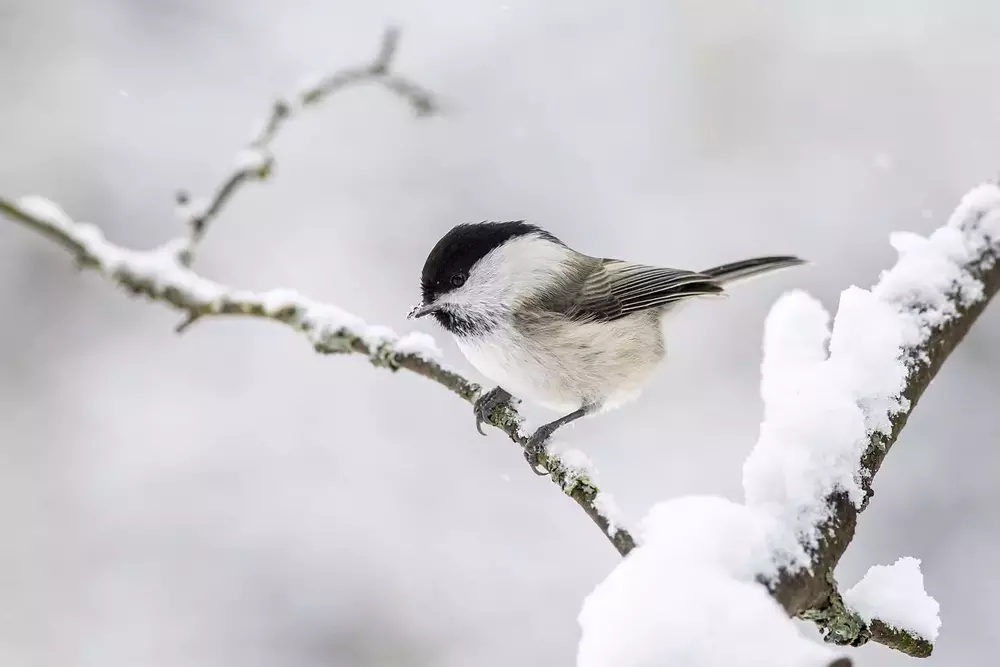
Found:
407,300 -> 439,319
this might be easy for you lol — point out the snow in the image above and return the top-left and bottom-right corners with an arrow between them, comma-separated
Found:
577,496 -> 843,667
549,444 -> 596,479
743,289 -> 866,562
233,148 -> 271,174
175,195 -> 210,224
844,557 -> 940,641
544,444 -> 626,537
17,195 -> 73,229
744,182 -> 1000,568
829,287 -> 913,434
637,496 -> 777,578
301,302 -> 388,350
260,288 -> 307,315
875,186 -> 1000,321
578,183 -> 1000,665
593,492 -> 626,538
391,332 -> 442,361
12,196 -> 441,363
743,283 -> 915,557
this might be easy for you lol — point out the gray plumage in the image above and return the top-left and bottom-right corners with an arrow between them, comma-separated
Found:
563,255 -> 804,323
410,222 -> 805,464
487,251 -> 804,413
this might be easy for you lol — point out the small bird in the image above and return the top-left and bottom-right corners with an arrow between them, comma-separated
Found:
409,221 -> 804,473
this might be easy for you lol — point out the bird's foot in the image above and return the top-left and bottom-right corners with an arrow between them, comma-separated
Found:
522,425 -> 557,476
473,387 -> 513,436
520,406 -> 589,476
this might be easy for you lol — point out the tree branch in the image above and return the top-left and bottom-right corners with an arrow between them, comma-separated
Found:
799,584 -> 934,658
0,29 -> 634,557
576,188 -> 995,666
173,27 -> 435,261
762,185 -> 1000,657
0,193 -> 634,555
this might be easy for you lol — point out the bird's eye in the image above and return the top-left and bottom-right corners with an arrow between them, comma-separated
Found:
450,273 -> 466,287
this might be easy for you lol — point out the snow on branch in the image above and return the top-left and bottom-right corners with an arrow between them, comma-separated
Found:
0,29 -> 635,561
757,184 -> 1000,656
0,194 -> 634,555
579,184 -> 1000,666
579,496 -> 853,667
844,557 -> 941,646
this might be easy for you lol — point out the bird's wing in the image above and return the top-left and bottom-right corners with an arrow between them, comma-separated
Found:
566,259 -> 723,322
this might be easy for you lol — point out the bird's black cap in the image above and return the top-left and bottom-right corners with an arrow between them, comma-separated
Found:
419,221 -> 559,303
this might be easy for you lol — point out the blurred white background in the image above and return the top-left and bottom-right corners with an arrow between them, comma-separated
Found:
1,1 -> 998,665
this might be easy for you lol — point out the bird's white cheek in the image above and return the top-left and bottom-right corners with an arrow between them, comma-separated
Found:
439,280 -> 500,313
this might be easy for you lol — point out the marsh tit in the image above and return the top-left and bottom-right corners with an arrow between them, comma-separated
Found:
409,221 -> 804,473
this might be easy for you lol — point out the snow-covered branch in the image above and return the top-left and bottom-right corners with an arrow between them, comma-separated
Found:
757,184 -> 1000,655
841,557 -> 940,656
0,193 -> 634,554
580,184 -> 1000,666
0,30 -> 634,560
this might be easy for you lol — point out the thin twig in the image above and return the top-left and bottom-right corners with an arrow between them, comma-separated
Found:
176,27 -> 436,255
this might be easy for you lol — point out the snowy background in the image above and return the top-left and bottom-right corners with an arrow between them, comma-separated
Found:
1,1 -> 999,665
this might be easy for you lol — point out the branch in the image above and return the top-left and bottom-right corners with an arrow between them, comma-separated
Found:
0,194 -> 634,554
753,184 -> 1000,656
173,27 -> 435,262
868,620 -> 934,658
577,186 -> 997,667
799,585 -> 933,658
0,30 -> 634,557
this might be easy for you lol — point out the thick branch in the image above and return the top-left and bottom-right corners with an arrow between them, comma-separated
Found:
767,188 -> 1000,656
869,619 -> 934,658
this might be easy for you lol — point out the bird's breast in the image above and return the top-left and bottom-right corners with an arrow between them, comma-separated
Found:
454,328 -> 584,413
453,312 -> 666,414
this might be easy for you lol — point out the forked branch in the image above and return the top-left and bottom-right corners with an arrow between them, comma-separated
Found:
3,27 -> 997,663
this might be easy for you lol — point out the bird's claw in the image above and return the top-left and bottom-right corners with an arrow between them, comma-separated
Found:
473,387 -> 558,476
522,428 -> 553,476
473,387 -> 513,436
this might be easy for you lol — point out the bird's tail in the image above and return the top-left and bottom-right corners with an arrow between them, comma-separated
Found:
701,256 -> 806,286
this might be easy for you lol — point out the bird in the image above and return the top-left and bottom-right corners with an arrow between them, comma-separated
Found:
408,221 -> 804,474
